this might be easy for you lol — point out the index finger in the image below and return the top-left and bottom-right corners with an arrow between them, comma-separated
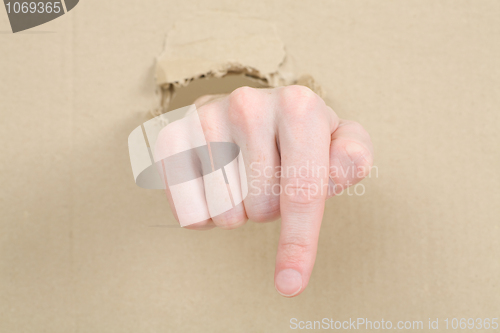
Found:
274,86 -> 338,297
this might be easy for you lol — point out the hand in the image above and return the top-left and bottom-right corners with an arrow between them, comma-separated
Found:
156,86 -> 373,297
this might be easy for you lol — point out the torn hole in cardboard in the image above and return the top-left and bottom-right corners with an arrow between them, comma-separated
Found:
153,12 -> 325,115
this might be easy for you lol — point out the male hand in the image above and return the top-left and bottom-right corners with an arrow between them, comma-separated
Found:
157,86 -> 373,297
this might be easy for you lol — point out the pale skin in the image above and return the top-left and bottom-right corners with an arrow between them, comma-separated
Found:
159,85 -> 373,297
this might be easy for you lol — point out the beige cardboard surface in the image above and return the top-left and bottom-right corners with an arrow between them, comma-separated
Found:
1,1 -> 499,332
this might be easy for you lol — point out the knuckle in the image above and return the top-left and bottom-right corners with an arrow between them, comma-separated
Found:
280,85 -> 319,118
154,125 -> 183,161
340,120 -> 373,148
284,177 -> 325,206
343,140 -> 372,165
283,85 -> 317,101
228,86 -> 262,131
340,139 -> 373,178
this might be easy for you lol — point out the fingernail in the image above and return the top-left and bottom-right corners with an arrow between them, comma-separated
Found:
275,269 -> 302,297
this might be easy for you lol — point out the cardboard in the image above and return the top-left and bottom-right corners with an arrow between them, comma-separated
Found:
155,12 -> 324,112
1,1 -> 499,332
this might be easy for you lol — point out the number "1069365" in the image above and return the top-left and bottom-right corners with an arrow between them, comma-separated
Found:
5,2 -> 62,14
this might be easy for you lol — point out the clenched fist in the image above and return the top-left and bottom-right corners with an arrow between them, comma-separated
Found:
156,85 -> 373,297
